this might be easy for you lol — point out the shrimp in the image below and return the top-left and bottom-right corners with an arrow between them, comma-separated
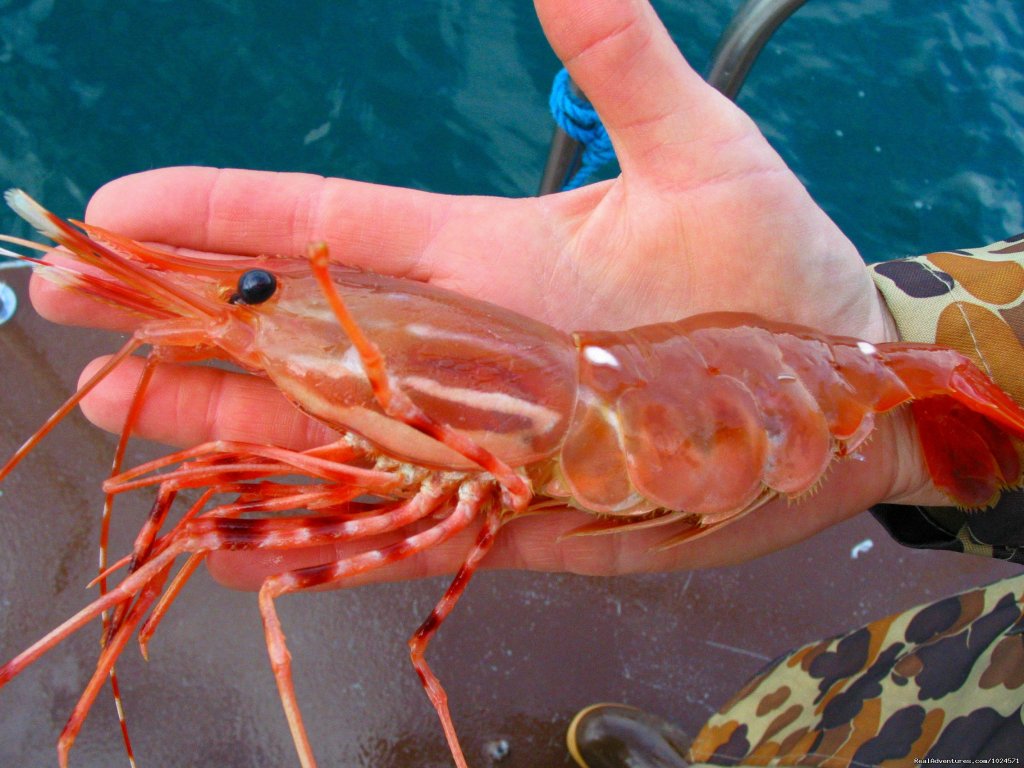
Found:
1,189 -> 1022,768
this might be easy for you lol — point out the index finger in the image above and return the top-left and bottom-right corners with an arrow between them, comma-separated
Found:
85,166 -> 475,279
31,165 -> 562,329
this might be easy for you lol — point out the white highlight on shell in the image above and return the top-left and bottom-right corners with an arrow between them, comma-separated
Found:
275,294 -> 348,324
339,345 -> 367,375
583,345 -> 620,369
287,347 -> 368,381
856,340 -> 878,356
404,322 -> 475,341
404,322 -> 554,366
403,375 -> 562,433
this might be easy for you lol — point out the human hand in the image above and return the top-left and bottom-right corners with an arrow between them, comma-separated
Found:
30,0 -> 933,587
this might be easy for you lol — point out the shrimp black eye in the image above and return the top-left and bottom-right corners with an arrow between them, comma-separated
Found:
230,269 -> 277,305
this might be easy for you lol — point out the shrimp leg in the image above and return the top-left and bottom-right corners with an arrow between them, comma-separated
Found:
138,475 -> 458,654
408,505 -> 505,768
257,479 -> 491,768
56,565 -> 172,768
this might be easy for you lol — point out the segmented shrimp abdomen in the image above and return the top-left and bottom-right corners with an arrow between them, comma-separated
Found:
558,314 -> 914,517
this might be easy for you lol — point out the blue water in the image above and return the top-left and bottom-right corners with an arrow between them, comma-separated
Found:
0,0 -> 1021,265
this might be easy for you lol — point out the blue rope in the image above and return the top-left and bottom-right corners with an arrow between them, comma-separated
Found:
548,68 -> 616,190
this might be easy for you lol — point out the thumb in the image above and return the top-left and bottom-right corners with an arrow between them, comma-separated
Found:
535,0 -> 749,177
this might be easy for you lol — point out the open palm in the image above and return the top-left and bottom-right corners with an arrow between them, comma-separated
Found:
31,0 -> 926,588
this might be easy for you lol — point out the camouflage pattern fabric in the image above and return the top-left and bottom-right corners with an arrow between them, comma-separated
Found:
687,573 -> 1024,766
681,239 -> 1024,765
869,234 -> 1024,564
869,234 -> 1024,401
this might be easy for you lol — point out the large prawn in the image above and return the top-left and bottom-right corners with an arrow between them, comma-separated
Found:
1,190 -> 1023,768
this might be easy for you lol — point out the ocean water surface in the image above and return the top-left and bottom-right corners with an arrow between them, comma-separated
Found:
0,0 -> 1020,259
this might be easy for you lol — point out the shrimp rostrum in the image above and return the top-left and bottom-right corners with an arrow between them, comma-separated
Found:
2,190 -> 1023,767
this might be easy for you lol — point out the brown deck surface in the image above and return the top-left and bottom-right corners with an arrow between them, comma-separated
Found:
1,266 -> 1017,767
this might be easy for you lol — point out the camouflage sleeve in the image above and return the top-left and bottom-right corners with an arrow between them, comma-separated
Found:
868,233 -> 1024,563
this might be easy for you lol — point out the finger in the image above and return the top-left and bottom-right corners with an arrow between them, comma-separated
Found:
86,167 -> 518,280
33,164 -> 536,327
78,355 -> 335,450
535,0 -> 753,173
82,167 -> 570,308
86,167 -> 434,270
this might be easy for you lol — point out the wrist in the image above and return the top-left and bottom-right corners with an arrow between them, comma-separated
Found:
875,290 -> 902,344
876,407 -> 949,507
